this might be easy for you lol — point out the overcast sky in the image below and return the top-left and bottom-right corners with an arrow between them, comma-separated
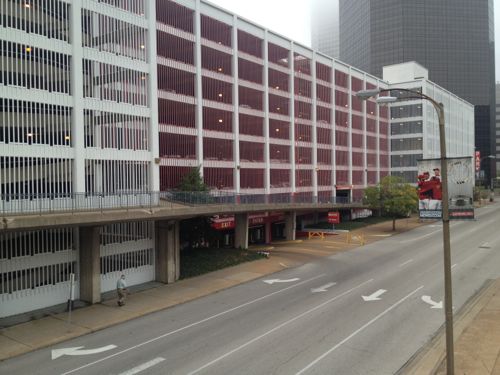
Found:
209,0 -> 500,82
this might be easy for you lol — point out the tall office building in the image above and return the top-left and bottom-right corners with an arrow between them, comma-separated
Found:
311,0 -> 339,58
311,0 -> 496,182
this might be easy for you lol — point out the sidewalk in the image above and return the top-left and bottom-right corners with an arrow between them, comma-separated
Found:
1,215 -> 498,374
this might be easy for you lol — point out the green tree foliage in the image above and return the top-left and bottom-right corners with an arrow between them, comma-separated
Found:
177,166 -> 208,192
363,176 -> 418,230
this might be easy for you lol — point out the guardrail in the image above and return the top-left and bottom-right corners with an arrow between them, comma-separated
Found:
1,191 -> 360,216
165,191 -> 354,205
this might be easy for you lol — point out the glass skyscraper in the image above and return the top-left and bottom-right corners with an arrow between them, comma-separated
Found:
312,0 -> 496,181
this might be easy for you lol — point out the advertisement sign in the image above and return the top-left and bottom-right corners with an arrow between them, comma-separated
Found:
351,208 -> 372,220
417,157 -> 474,220
328,211 -> 340,224
475,151 -> 481,171
448,157 -> 474,219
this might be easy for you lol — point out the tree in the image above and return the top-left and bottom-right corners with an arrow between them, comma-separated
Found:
363,176 -> 418,231
177,166 -> 208,192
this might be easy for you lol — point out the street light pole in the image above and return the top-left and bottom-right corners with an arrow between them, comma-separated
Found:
356,88 -> 455,374
436,101 -> 455,375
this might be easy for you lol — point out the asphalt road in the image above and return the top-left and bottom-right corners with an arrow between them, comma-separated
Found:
2,203 -> 500,375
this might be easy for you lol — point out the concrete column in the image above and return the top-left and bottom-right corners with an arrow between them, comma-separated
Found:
194,1 -> 204,173
79,226 -> 101,304
70,0 -> 85,192
231,15 -> 241,193
234,213 -> 249,249
312,53 -> 318,201
146,0 -> 160,191
284,211 -> 296,241
263,31 -> 271,195
265,221 -> 272,244
156,220 -> 180,284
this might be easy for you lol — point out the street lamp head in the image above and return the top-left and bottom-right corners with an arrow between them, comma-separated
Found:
375,96 -> 398,105
486,155 -> 495,159
355,89 -> 381,100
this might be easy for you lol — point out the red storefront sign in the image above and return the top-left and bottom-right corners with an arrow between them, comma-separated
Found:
211,213 -> 286,230
475,151 -> 481,172
249,216 -> 264,225
328,211 -> 340,224
211,217 -> 235,230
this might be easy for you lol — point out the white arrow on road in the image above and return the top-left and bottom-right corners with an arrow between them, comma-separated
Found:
311,282 -> 336,293
51,345 -> 117,360
362,289 -> 387,301
263,278 -> 300,285
421,295 -> 443,309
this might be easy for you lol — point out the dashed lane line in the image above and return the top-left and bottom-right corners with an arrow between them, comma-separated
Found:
295,286 -> 424,375
118,357 -> 165,375
60,274 -> 327,375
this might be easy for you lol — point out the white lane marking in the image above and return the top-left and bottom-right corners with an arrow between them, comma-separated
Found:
186,279 -> 375,375
60,274 -> 326,375
400,230 -> 441,244
398,259 -> 414,267
295,286 -> 424,375
362,289 -> 386,302
119,357 -> 165,375
51,345 -> 117,360
311,282 -> 337,293
264,278 -> 300,284
421,295 -> 443,309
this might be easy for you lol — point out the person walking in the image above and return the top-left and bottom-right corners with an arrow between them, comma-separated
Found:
116,274 -> 128,306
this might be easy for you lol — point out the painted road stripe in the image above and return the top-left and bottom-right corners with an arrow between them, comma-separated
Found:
186,279 -> 374,375
119,358 -> 165,375
398,259 -> 414,267
60,274 -> 326,375
295,286 -> 424,375
282,248 -> 332,255
400,230 -> 441,244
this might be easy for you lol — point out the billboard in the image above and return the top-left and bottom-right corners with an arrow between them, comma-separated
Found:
417,157 -> 474,220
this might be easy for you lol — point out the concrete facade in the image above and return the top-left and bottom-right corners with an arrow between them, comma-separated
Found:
156,221 -> 180,284
384,62 -> 475,183
1,0 -> 393,318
